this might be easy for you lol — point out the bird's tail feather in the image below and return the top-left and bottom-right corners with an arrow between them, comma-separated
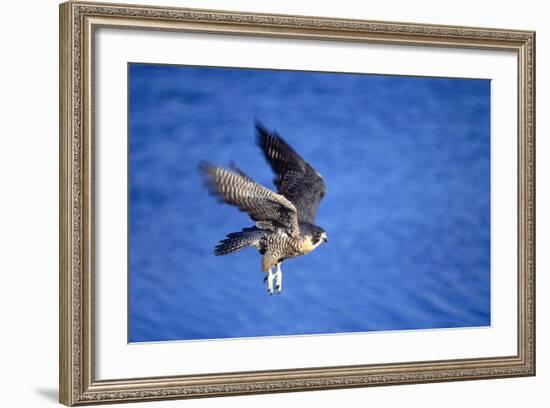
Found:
214,228 -> 264,256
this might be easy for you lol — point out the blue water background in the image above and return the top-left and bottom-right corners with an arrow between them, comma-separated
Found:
128,63 -> 491,342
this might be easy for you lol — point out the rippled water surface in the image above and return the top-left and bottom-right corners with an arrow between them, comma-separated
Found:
128,63 -> 490,342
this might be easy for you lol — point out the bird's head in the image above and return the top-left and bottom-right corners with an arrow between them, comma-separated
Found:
311,226 -> 328,245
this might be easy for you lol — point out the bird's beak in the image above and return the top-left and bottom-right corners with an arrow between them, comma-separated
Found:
323,237 -> 328,243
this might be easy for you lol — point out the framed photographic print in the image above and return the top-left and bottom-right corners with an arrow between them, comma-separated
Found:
59,1 -> 536,405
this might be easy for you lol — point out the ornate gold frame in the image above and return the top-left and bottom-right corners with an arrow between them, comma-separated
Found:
59,1 -> 536,405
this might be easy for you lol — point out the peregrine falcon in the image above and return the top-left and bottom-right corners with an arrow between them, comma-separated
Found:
200,121 -> 328,295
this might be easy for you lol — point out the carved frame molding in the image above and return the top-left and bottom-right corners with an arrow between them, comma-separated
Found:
59,1 -> 535,405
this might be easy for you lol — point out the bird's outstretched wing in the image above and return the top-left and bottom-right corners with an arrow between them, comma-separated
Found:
256,121 -> 327,224
199,162 -> 300,236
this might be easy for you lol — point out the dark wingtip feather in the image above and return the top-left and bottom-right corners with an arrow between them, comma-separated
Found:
254,119 -> 270,146
254,120 -> 293,153
197,161 -> 216,184
213,242 -> 226,256
254,118 -> 267,133
255,119 -> 285,148
197,160 -> 215,176
198,161 -> 223,200
255,121 -> 284,163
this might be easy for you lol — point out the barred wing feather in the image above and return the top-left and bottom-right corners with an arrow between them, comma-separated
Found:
199,162 -> 300,236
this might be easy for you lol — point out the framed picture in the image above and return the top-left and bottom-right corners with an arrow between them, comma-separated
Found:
59,1 -> 536,405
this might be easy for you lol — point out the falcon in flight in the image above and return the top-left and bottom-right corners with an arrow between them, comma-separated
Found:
200,121 -> 328,295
